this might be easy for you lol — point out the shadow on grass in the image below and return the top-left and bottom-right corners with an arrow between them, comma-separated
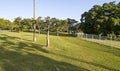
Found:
0,48 -> 90,71
51,52 -> 120,71
0,33 -> 50,53
0,33 -> 89,71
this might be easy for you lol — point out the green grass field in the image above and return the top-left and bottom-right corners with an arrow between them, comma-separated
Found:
82,38 -> 120,49
0,32 -> 120,71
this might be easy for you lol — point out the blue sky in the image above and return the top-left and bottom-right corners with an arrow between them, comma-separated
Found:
0,0 -> 119,21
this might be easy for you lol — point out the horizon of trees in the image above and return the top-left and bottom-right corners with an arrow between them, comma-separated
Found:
0,17 -> 80,35
0,1 -> 120,39
0,17 -> 80,46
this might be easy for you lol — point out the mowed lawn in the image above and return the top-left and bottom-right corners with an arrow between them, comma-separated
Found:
0,32 -> 120,71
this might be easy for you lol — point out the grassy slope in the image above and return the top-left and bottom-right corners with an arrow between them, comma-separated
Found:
0,32 -> 120,71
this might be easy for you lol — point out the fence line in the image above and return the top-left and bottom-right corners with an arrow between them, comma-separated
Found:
77,33 -> 120,48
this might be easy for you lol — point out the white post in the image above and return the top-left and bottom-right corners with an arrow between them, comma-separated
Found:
33,0 -> 36,42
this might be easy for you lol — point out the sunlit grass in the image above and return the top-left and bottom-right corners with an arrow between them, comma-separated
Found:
82,38 -> 120,48
0,32 -> 120,71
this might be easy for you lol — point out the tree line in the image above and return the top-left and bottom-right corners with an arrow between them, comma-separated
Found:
0,1 -> 120,39
0,17 -> 80,35
80,1 -> 120,38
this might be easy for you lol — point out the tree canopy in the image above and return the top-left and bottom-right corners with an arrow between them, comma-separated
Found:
80,1 -> 120,38
0,17 -> 79,35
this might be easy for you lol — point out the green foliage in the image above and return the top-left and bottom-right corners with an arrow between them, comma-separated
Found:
80,1 -> 120,38
0,17 -> 79,35
0,18 -> 11,30
36,16 -> 43,34
67,18 -> 78,34
21,18 -> 33,31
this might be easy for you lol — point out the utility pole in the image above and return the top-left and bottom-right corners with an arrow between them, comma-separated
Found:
33,0 -> 36,42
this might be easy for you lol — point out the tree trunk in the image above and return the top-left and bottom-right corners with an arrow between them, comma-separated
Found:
33,23 -> 36,42
56,30 -> 59,36
39,26 -> 40,34
46,25 -> 50,47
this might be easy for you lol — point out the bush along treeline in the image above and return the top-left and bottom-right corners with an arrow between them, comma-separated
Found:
0,17 -> 80,36
80,1 -> 120,39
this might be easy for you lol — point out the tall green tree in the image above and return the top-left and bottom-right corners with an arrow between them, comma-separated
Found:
80,1 -> 120,38
67,18 -> 78,34
14,17 -> 22,32
0,19 -> 11,30
37,16 -> 43,34
21,18 -> 33,31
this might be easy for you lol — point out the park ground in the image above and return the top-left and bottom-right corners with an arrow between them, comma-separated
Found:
0,32 -> 120,71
